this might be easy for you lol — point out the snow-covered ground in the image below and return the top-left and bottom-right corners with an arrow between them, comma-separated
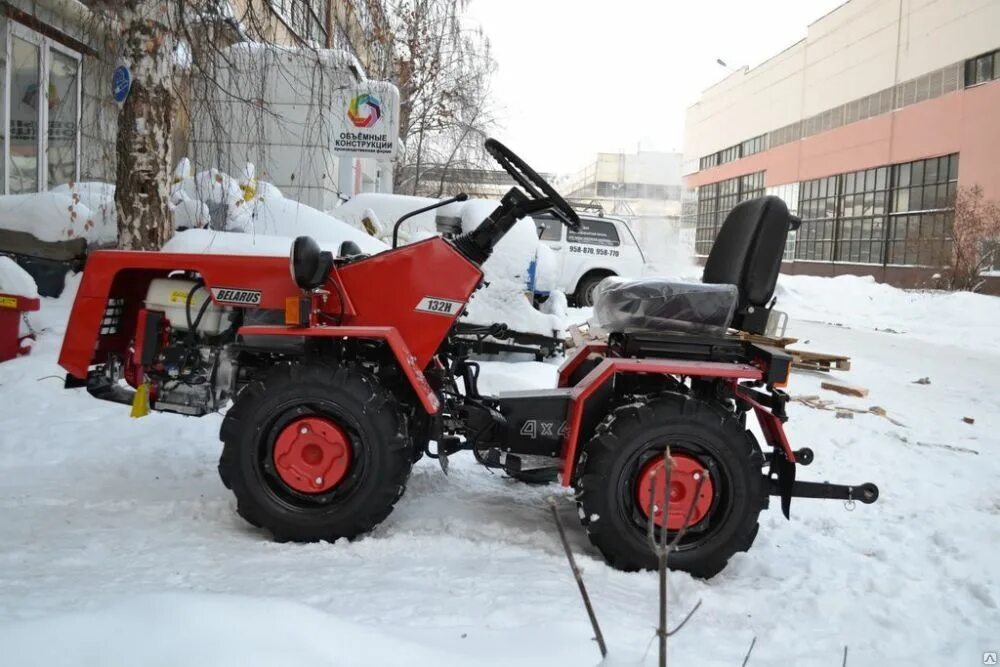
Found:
0,276 -> 998,666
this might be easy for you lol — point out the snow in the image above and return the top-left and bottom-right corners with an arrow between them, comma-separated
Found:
0,191 -> 115,245
0,256 -> 38,299
0,275 -> 997,665
49,182 -> 117,244
335,192 -> 447,244
162,228 -> 371,258
463,276 -> 564,336
775,273 -> 1000,352
233,198 -> 387,255
533,243 -> 559,292
0,592 -> 487,667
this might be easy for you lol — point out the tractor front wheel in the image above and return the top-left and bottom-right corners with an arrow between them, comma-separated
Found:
576,393 -> 764,578
218,362 -> 413,542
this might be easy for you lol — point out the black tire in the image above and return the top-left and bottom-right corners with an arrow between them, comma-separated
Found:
218,362 -> 413,542
576,392 -> 764,578
574,272 -> 613,308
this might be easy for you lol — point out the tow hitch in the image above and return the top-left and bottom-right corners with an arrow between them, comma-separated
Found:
769,479 -> 880,505
768,444 -> 879,518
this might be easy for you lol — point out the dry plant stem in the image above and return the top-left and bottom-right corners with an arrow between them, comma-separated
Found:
645,449 -> 708,667
547,497 -> 607,659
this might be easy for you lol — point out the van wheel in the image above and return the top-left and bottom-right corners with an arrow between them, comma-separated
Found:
574,272 -> 613,307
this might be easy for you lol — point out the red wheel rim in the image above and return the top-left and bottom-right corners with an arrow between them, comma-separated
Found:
635,452 -> 714,530
273,417 -> 352,494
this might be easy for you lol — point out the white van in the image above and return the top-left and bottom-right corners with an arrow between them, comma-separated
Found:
533,213 -> 646,306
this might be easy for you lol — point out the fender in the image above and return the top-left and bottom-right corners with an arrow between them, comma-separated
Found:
558,357 -> 764,486
238,325 -> 440,414
556,342 -> 608,388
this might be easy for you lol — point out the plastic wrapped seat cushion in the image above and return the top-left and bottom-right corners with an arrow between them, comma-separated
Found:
592,277 -> 739,334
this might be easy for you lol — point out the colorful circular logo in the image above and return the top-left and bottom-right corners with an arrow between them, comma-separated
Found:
348,94 -> 382,128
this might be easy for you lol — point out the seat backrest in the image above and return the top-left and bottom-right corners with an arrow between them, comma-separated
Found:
702,195 -> 792,311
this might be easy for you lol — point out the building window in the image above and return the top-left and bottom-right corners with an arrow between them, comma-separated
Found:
699,134 -> 768,173
272,0 -> 328,44
693,171 -> 765,255
796,176 -> 839,261
766,182 -> 800,260
739,171 -> 765,200
694,182 -> 719,255
887,154 -> 958,266
793,154 -> 958,266
964,49 -> 998,87
836,165 -> 890,264
4,22 -> 81,194
740,134 -> 766,158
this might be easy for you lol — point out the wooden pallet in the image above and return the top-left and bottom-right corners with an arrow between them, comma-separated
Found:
789,348 -> 852,372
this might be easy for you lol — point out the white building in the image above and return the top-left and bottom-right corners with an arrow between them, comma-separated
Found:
190,45 -> 399,211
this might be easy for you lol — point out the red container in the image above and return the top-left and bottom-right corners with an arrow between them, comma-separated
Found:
0,293 -> 40,362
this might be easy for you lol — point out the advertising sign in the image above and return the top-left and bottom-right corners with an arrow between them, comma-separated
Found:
333,80 -> 400,159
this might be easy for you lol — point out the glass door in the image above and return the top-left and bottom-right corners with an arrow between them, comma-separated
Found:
46,46 -> 81,188
7,30 -> 41,193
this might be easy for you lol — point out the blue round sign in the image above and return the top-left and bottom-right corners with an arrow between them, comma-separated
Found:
112,66 -> 131,104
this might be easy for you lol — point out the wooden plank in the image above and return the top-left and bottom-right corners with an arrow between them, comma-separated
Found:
821,381 -> 869,398
734,331 -> 799,347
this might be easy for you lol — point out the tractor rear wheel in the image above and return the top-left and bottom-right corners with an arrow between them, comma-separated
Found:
218,362 -> 413,542
576,392 -> 764,578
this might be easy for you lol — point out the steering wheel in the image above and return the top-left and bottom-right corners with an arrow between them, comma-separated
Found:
485,138 -> 581,230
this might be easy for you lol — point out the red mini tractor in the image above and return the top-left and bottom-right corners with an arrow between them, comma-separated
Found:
59,140 -> 878,578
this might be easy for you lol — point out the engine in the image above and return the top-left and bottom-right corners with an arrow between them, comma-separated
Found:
129,277 -> 238,416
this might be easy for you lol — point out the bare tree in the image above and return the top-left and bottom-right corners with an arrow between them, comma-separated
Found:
84,0 -> 366,249
88,2 -> 178,250
390,0 -> 497,196
948,185 -> 1000,292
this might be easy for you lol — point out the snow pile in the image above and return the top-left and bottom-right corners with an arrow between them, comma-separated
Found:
0,191 -> 115,245
0,256 -> 38,299
335,192 -> 446,245
533,243 -> 559,293
775,274 -> 1000,351
49,182 -> 117,244
238,198 -> 386,255
168,163 -> 386,256
0,592 -> 477,667
163,228 -> 379,258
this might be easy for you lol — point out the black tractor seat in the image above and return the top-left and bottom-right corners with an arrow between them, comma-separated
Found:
593,195 -> 798,335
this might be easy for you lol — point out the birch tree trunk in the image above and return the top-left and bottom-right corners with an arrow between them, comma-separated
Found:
114,3 -> 175,250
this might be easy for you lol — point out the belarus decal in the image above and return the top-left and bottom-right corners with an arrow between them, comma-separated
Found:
211,287 -> 262,306
415,296 -> 464,316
